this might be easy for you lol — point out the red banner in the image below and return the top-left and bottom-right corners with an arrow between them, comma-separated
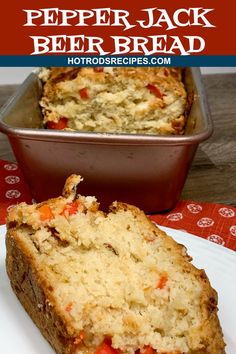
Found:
0,0 -> 235,55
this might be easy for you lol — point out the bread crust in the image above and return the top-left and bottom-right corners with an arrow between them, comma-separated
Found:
6,230 -> 83,354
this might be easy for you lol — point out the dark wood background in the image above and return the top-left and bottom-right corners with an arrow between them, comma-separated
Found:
0,74 -> 235,206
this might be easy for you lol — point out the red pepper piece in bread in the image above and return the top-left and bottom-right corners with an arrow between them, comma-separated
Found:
146,84 -> 164,99
95,341 -> 120,354
79,87 -> 89,99
47,117 -> 68,130
156,275 -> 168,289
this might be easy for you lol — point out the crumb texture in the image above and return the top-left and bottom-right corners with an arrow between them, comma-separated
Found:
6,175 -> 225,354
39,67 -> 187,135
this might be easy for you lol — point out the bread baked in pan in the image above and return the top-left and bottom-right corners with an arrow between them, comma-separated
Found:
39,67 -> 187,135
6,175 -> 225,354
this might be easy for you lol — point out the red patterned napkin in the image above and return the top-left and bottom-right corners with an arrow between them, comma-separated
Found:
0,160 -> 32,225
0,160 -> 235,251
149,202 -> 236,251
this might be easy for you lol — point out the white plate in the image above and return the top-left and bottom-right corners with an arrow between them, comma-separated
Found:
0,224 -> 235,354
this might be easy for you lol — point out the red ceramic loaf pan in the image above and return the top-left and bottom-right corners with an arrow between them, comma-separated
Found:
0,68 -> 212,213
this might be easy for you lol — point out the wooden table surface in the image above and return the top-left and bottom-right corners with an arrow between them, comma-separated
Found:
0,73 -> 235,206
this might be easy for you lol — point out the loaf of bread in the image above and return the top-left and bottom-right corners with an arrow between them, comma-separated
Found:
6,175 -> 225,354
39,67 -> 187,135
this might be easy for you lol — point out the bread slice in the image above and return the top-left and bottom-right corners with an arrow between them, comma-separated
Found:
39,67 -> 187,135
6,175 -> 225,354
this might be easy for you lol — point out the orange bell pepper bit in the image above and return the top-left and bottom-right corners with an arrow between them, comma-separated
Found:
38,204 -> 54,221
73,330 -> 85,345
65,302 -> 73,312
79,330 -> 85,340
156,274 -> 168,289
